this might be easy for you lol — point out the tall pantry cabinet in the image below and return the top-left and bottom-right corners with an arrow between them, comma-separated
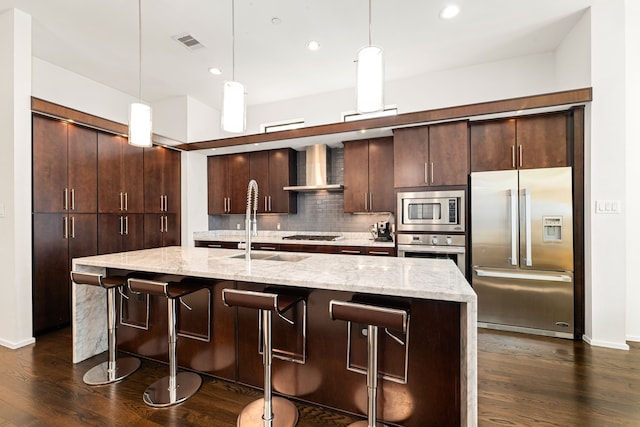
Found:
32,114 -> 182,335
32,115 -> 98,335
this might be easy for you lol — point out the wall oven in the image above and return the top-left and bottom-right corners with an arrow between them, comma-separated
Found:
397,233 -> 466,276
396,190 -> 465,232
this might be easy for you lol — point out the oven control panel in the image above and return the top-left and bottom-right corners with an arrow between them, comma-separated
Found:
397,233 -> 465,247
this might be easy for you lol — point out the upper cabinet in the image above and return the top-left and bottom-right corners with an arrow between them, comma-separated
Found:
97,133 -> 144,213
470,112 -> 570,172
343,137 -> 395,213
144,146 -> 181,214
249,148 -> 297,214
33,115 -> 98,213
207,153 -> 249,215
393,121 -> 469,188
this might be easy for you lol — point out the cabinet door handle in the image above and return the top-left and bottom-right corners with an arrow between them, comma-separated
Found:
165,195 -> 168,212
268,196 -> 272,212
265,196 -> 268,211
430,162 -> 434,184
119,216 -> 124,235
160,216 -> 164,232
227,197 -> 231,213
364,193 -> 368,211
70,188 -> 75,211
124,192 -> 128,211
124,216 -> 129,235
368,250 -> 390,255
63,216 -> 68,239
64,188 -> 68,211
207,244 -> 222,248
70,216 -> 75,238
424,163 -> 428,184
519,145 -> 523,168
119,192 -> 123,211
341,250 -> 362,254
511,146 -> 516,169
260,246 -> 277,251
164,215 -> 168,233
369,192 -> 373,212
160,195 -> 164,211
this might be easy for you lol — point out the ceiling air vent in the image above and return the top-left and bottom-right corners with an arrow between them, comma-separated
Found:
172,33 -> 206,51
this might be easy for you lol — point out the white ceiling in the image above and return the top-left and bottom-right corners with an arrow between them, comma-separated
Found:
3,0 -> 591,112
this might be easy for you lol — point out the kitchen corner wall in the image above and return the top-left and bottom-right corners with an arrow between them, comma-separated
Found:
209,147 -> 393,233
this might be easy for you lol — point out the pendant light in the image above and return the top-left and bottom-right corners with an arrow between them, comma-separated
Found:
356,0 -> 384,114
128,0 -> 152,147
222,0 -> 246,133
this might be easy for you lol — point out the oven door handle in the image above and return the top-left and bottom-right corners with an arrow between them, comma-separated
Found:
397,245 -> 465,254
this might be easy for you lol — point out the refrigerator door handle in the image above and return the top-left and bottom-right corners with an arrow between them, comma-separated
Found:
523,188 -> 532,266
475,269 -> 572,283
509,188 -> 517,265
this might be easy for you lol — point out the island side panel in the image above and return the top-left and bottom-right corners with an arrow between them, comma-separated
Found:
462,299 -> 478,427
234,284 -> 462,427
71,263 -> 108,363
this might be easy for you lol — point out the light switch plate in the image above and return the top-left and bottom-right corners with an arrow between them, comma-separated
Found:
595,200 -> 622,214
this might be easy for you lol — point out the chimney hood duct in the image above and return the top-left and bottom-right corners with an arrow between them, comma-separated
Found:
283,144 -> 344,192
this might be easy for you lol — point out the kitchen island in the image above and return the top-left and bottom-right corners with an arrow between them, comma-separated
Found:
72,246 -> 476,426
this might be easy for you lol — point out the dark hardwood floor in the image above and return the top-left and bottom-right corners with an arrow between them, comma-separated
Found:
1,327 -> 639,426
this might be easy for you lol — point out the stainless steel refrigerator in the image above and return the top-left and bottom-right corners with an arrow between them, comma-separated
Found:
471,167 -> 574,338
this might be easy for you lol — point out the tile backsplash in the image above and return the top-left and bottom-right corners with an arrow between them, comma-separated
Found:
208,147 -> 394,233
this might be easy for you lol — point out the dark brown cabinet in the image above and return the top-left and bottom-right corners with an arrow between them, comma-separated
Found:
33,115 -> 97,213
144,147 -> 181,248
470,112 -> 570,172
97,133 -> 144,213
32,213 -> 97,335
207,154 -> 249,214
394,121 -> 468,188
97,213 -> 145,255
343,137 -> 394,213
249,149 -> 297,214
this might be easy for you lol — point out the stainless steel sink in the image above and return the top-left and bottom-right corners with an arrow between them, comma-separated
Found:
227,253 -> 309,262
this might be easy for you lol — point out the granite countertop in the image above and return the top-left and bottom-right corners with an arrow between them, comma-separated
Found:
72,246 -> 475,304
193,230 -> 395,248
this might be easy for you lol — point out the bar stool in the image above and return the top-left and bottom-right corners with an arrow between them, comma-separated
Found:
127,275 -> 210,407
329,299 -> 409,427
70,272 -> 141,385
222,288 -> 305,427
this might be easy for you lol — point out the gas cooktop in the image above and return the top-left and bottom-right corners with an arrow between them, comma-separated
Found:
282,234 -> 344,241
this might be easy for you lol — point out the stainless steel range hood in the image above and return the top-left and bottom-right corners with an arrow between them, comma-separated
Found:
283,144 -> 344,192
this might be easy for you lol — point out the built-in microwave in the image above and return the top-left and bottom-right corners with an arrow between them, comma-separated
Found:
397,190 -> 465,232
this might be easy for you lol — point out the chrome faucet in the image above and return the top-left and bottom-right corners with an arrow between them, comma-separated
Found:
244,179 -> 258,260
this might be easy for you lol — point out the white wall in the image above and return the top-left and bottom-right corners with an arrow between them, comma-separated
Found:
0,9 -> 35,349
556,9 -> 591,89
181,151 -> 208,247
625,0 -> 640,342
247,52 -> 557,134
584,0 -> 628,349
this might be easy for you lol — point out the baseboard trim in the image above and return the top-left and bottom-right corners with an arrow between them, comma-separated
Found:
582,334 -> 630,350
0,336 -> 36,350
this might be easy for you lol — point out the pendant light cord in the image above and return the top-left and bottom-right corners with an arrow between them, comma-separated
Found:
368,0 -> 372,46
138,0 -> 142,101
231,0 -> 236,81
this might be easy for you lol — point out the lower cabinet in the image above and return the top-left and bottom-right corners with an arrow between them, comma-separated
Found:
97,214 -> 145,254
32,213 -> 97,335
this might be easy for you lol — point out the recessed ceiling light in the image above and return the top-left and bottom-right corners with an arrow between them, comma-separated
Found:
306,41 -> 320,51
208,67 -> 222,75
440,4 -> 460,19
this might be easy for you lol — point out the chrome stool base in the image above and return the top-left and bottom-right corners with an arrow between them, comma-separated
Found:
83,357 -> 141,385
348,421 -> 388,427
237,397 -> 298,427
142,371 -> 202,408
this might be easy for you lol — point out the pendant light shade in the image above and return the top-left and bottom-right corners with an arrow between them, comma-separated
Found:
128,0 -> 152,147
356,45 -> 384,113
128,102 -> 152,147
222,81 -> 246,133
